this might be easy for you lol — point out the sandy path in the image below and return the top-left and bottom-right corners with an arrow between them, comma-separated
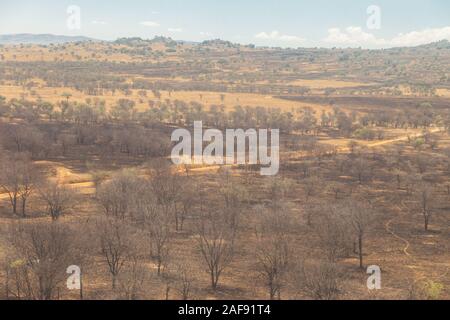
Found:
385,200 -> 412,257
0,128 -> 444,194
366,127 -> 441,148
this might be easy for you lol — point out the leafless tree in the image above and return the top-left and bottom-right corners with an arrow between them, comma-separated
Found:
0,153 -> 39,217
18,159 -> 39,218
344,199 -> 374,269
145,204 -> 172,276
417,183 -> 434,232
98,218 -> 136,289
117,257 -> 149,300
415,153 -> 430,174
87,168 -> 109,195
0,157 -> 21,216
326,181 -> 346,200
312,203 -> 353,262
38,180 -> 75,221
175,176 -> 196,232
298,260 -> 343,300
405,174 -> 421,196
254,205 -> 291,300
266,177 -> 295,208
219,175 -> 248,231
6,222 -> 80,300
302,176 -> 323,204
97,169 -> 146,220
351,155 -> 372,185
174,262 -> 195,300
196,210 -> 236,290
148,159 -> 181,230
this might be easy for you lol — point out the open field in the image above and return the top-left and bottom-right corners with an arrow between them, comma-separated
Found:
0,85 -> 334,114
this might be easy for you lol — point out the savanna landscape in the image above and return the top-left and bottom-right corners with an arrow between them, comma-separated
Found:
0,15 -> 450,302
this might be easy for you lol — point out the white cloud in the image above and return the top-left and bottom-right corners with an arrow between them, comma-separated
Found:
390,27 -> 450,46
168,28 -> 183,33
324,26 -> 450,47
92,20 -> 107,25
199,31 -> 213,37
140,21 -> 160,27
324,27 -> 386,46
255,31 -> 305,43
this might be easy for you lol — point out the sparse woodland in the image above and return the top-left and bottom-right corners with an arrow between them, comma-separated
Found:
0,38 -> 449,300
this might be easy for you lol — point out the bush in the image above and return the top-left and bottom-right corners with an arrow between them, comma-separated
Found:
353,128 -> 376,140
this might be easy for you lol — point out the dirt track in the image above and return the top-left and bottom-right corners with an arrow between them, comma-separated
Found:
278,95 -> 450,111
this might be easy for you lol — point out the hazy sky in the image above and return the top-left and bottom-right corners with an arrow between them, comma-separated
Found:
0,0 -> 449,48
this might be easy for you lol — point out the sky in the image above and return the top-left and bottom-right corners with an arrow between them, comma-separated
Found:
0,0 -> 449,48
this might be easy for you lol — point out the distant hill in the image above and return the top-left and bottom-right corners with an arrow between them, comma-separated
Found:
1,33 -> 448,50
417,39 -> 450,50
114,36 -> 180,47
0,34 -> 98,45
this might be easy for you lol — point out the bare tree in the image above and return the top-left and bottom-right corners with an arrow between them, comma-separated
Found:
254,205 -> 291,300
312,203 -> 353,262
196,210 -> 236,290
6,222 -> 80,300
148,160 -> 180,230
98,218 -> 136,289
0,153 -> 39,217
97,169 -> 145,220
298,260 -> 343,300
405,174 -> 421,196
219,175 -> 248,230
266,177 -> 295,208
38,180 -> 75,221
0,157 -> 21,216
174,262 -> 195,300
417,183 -> 434,232
145,204 -> 172,276
117,257 -> 149,300
175,176 -> 196,232
18,159 -> 39,218
302,176 -> 323,204
326,181 -> 345,200
88,169 -> 109,195
344,199 -> 374,269
351,155 -> 372,185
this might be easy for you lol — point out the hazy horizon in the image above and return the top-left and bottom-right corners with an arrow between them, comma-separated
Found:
1,0 -> 449,49
1,32 -> 450,50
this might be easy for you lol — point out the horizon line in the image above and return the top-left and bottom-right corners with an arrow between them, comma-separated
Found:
0,32 -> 449,51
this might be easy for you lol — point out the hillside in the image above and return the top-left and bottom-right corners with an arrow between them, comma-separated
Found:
0,34 -> 97,45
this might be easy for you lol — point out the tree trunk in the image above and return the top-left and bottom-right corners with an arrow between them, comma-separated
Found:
5,269 -> 9,300
424,214 -> 429,232
157,258 -> 162,276
269,278 -> 275,300
21,198 -> 27,218
165,284 -> 170,300
11,194 -> 17,215
358,234 -> 364,269
80,271 -> 83,300
112,274 -> 117,290
211,272 -> 216,290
